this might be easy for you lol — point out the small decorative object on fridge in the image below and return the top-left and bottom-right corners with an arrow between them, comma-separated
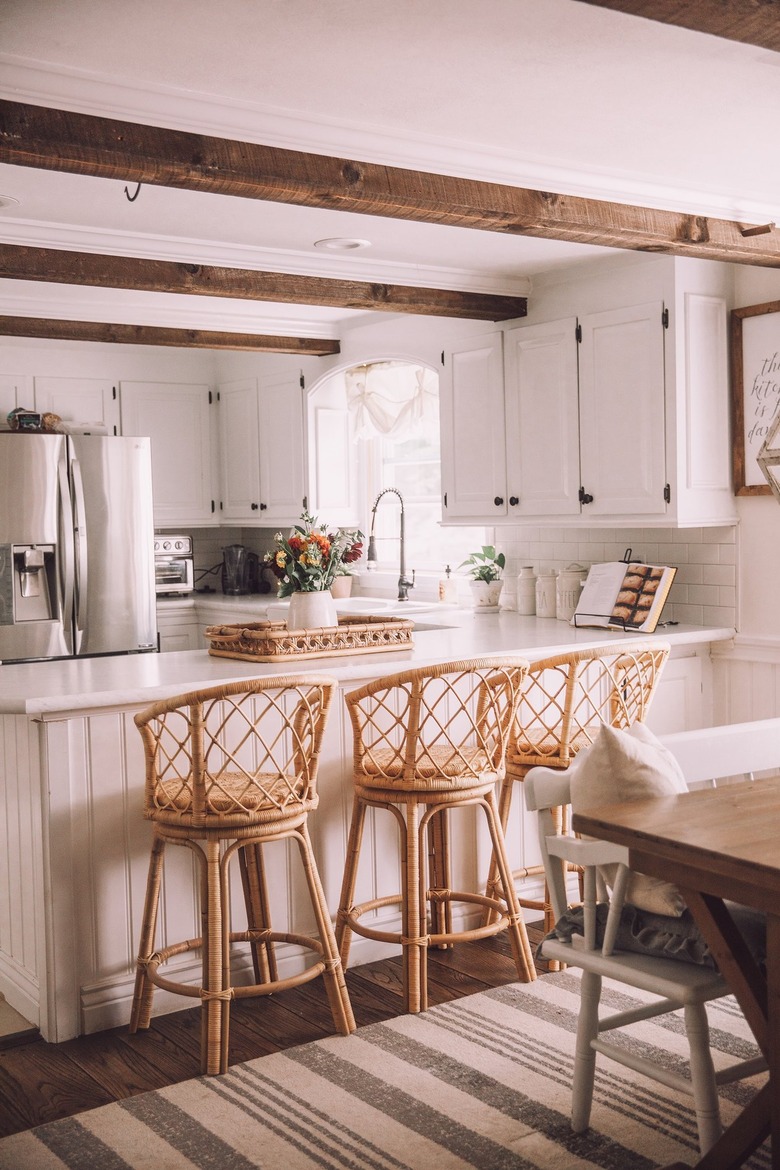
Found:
516,566 -> 537,615
535,570 -> 557,618
264,511 -> 363,630
458,545 -> 505,612
555,563 -> 587,622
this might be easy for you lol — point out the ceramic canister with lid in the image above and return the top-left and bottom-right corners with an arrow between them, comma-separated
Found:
535,570 -> 557,619
516,566 -> 537,615
556,563 -> 587,621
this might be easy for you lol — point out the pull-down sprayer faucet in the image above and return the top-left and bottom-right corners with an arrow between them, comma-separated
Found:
366,488 -> 415,601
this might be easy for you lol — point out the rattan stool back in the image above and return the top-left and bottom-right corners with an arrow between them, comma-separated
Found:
130,675 -> 355,1075
484,641 -> 670,933
337,657 -> 536,1013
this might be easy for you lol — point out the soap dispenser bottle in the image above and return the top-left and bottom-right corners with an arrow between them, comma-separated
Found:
438,565 -> 458,604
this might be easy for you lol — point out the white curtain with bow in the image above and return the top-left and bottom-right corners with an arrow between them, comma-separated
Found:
345,362 -> 438,439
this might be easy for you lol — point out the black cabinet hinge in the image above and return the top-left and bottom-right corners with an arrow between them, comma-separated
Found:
300,373 -> 305,389
575,323 -> 582,343
443,492 -> 448,508
664,483 -> 671,503
112,385 -> 117,400
208,390 -> 213,405
211,500 -> 216,513
662,307 -> 669,329
441,351 -> 445,365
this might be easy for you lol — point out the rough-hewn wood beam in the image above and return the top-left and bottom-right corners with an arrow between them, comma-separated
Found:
1,101 -> 778,267
0,244 -> 527,321
577,1 -> 780,54
0,315 -> 340,354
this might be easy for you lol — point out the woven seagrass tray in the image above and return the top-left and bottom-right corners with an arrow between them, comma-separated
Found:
205,615 -> 414,662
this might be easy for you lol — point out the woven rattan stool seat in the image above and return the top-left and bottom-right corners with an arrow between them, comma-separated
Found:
336,657 -> 536,1014
483,641 -> 670,934
129,675 -> 355,1075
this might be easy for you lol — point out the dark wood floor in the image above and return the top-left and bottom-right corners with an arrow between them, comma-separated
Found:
0,925 -> 547,1139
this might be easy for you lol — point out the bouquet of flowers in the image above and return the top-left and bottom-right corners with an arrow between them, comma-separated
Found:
264,511 -> 363,597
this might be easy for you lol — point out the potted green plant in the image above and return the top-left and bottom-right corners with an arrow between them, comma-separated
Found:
459,545 -> 506,611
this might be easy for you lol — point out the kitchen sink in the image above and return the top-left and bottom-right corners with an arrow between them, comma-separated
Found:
333,597 -> 447,617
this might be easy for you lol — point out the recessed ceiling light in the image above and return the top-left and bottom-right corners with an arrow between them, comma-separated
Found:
0,195 -> 20,210
313,237 -> 371,251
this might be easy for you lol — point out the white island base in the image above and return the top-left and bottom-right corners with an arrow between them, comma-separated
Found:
0,610 -> 730,1041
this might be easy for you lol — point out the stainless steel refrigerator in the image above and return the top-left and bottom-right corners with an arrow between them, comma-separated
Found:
0,432 -> 157,663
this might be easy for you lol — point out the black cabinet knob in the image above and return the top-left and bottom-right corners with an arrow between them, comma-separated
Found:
509,496 -> 519,506
260,502 -> 268,510
494,496 -> 504,506
579,487 -> 594,505
251,502 -> 259,510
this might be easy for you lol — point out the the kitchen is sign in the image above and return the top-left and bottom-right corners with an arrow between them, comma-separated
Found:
730,300 -> 780,495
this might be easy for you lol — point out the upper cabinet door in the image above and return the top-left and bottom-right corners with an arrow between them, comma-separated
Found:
120,381 -> 216,527
34,377 -> 120,433
503,319 -> 581,517
440,333 -> 508,520
218,378 -> 262,522
257,372 -> 306,523
577,302 -> 667,517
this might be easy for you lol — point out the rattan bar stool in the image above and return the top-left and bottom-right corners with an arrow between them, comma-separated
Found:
129,675 -> 355,1075
483,641 -> 670,934
336,657 -> 536,1014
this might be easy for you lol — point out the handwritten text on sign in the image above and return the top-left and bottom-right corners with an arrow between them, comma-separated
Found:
742,312 -> 780,486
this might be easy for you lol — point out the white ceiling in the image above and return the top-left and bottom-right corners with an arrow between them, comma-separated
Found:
1,0 -> 779,339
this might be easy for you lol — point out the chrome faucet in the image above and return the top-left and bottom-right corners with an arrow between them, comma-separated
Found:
366,487 -> 415,601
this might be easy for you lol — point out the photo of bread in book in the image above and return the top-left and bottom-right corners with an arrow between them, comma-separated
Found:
572,561 -> 677,633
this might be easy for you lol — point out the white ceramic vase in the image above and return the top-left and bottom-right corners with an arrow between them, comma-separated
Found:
469,579 -> 503,611
286,589 -> 339,630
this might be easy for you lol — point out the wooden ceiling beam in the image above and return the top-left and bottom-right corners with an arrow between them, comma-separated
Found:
0,244 -> 527,321
576,1 -> 780,55
0,315 -> 341,354
1,101 -> 778,267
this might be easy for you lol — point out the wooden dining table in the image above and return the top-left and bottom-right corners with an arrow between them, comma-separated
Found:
572,775 -> 780,1170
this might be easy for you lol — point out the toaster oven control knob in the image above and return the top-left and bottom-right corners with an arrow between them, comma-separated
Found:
162,540 -> 172,550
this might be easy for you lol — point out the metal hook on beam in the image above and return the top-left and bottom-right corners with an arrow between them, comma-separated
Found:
124,182 -> 142,203
740,222 -> 775,237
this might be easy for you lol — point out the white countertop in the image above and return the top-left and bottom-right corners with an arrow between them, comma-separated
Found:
0,603 -> 734,719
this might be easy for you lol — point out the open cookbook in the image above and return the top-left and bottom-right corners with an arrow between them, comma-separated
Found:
572,561 -> 677,633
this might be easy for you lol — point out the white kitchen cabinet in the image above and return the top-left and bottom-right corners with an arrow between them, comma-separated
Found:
503,317 -> 581,517
577,302 -> 666,517
439,333 -> 508,518
218,373 -> 306,526
120,381 -> 218,527
0,375 -> 119,432
33,377 -> 120,433
441,257 -> 736,528
156,605 -> 203,652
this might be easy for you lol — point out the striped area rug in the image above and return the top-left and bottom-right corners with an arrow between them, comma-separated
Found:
0,971 -> 770,1170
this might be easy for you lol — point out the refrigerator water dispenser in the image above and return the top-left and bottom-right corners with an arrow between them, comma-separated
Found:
12,544 -> 56,622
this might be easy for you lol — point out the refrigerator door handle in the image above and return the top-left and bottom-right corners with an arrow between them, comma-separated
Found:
57,449 -> 76,656
71,456 -> 89,655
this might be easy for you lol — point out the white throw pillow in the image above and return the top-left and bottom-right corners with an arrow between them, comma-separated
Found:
569,722 -> 688,917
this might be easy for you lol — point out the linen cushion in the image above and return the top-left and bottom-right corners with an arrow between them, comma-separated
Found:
569,721 -> 688,916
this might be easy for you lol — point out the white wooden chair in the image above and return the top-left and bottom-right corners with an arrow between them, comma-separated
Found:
523,718 -> 780,1155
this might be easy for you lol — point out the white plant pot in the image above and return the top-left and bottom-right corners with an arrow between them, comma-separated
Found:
330,575 -> 353,599
286,589 -> 339,630
469,579 -> 503,611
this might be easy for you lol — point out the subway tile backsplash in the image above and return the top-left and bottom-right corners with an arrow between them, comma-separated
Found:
496,525 -> 738,627
177,524 -> 738,629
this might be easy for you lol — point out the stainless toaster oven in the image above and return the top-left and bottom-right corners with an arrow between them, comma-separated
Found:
154,534 -> 194,596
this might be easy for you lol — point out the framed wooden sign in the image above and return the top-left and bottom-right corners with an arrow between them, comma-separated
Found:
731,299 -> 780,494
